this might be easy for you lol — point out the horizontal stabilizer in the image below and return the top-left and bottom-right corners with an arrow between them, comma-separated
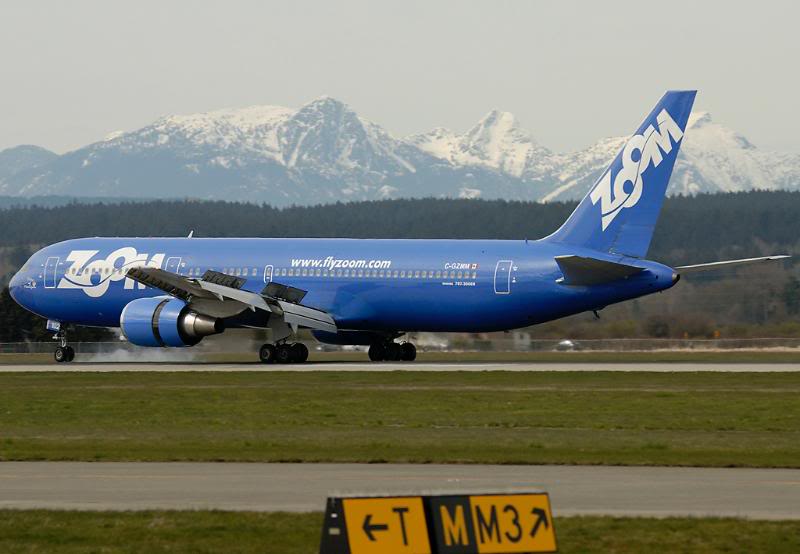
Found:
675,255 -> 790,274
555,255 -> 646,286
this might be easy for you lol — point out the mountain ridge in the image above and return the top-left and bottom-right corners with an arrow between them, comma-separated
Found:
1,97 -> 797,205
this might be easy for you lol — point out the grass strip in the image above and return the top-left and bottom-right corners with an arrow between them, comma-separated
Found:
1,510 -> 799,553
1,371 -> 799,466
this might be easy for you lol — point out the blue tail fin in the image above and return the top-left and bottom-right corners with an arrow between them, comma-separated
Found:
545,90 -> 696,258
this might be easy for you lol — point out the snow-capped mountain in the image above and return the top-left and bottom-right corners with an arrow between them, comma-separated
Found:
410,110 -> 553,180
0,97 -> 546,204
539,112 -> 800,202
0,98 -> 798,205
0,145 -> 57,181
413,110 -> 800,202
673,112 -> 800,195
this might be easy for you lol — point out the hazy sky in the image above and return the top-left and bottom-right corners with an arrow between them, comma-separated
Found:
1,0 -> 798,154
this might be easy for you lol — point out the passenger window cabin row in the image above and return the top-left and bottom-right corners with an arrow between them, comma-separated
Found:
269,267 -> 479,280
67,265 -> 479,281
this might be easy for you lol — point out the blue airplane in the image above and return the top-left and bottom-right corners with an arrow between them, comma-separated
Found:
8,91 -> 788,363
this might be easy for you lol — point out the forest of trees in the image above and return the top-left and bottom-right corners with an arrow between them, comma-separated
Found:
1,191 -> 799,341
1,190 -> 799,265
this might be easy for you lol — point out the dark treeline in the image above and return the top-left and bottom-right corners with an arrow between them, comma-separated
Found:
2,190 -> 800,265
0,197 -> 571,242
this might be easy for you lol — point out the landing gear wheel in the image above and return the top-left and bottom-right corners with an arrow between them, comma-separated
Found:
275,344 -> 294,364
385,342 -> 402,361
368,343 -> 386,362
291,343 -> 309,363
54,347 -> 67,363
53,326 -> 73,363
400,342 -> 416,361
259,344 -> 276,364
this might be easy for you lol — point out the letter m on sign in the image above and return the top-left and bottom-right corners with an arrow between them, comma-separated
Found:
428,496 -> 476,553
442,505 -> 468,546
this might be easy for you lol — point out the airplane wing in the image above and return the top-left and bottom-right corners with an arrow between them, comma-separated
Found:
126,267 -> 337,333
675,255 -> 790,274
555,255 -> 646,286
124,266 -> 217,302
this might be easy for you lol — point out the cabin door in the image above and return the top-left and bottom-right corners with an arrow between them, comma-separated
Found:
44,256 -> 60,289
494,260 -> 513,294
165,257 -> 183,274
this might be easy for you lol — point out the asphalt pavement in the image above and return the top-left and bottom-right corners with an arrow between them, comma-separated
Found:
1,462 -> 798,519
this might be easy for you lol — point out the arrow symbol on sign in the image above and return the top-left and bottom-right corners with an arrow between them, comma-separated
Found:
530,507 -> 549,537
362,514 -> 389,541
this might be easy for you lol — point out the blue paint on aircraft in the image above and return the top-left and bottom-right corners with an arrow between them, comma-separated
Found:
9,92 -> 702,347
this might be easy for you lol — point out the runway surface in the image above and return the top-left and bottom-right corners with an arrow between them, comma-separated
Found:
1,362 -> 799,372
1,462 -> 798,519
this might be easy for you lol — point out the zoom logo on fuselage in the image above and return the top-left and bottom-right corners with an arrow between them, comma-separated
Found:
58,247 -> 165,298
590,108 -> 684,230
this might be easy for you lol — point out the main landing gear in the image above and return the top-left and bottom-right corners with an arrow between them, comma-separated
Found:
368,341 -> 416,362
53,329 -> 75,363
259,342 -> 309,364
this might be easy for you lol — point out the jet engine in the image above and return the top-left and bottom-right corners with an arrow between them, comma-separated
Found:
120,297 -> 224,347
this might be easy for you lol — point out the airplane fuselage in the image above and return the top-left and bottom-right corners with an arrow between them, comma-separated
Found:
10,237 -> 677,335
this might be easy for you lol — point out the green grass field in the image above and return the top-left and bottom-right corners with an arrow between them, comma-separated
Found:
1,371 -> 799,466
1,510 -> 798,554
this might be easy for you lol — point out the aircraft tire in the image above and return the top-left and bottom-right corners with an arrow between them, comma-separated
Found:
368,343 -> 385,362
275,344 -> 294,364
65,346 -> 75,362
386,342 -> 402,361
259,344 -> 276,363
400,342 -> 416,361
291,343 -> 309,363
54,347 -> 67,363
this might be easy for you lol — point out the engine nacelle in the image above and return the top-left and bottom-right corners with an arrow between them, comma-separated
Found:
120,297 -> 224,347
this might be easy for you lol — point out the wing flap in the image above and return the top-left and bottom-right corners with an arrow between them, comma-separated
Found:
278,300 -> 337,333
126,267 -> 216,301
555,255 -> 646,286
126,267 -> 337,333
197,280 -> 272,312
201,269 -> 247,289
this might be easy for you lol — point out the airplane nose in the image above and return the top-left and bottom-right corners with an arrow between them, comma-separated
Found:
8,270 -> 23,302
8,269 -> 32,309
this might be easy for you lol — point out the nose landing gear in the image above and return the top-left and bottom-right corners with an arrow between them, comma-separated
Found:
54,346 -> 74,363
368,341 -> 416,362
52,328 -> 75,363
